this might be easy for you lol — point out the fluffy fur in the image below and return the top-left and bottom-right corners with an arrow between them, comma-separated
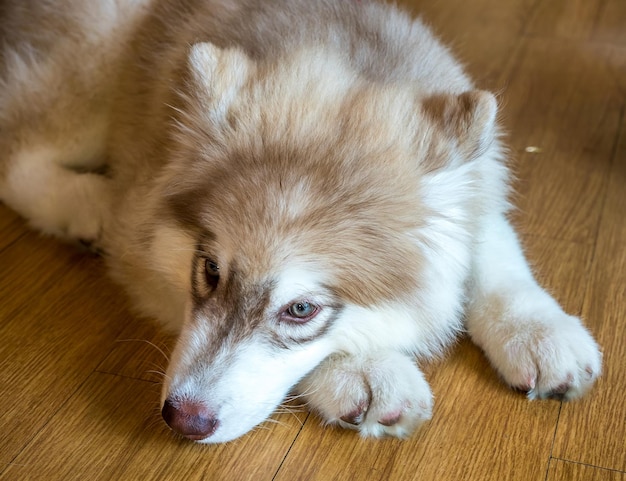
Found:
0,0 -> 601,443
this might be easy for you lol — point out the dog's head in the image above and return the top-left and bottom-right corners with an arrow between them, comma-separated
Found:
155,43 -> 497,442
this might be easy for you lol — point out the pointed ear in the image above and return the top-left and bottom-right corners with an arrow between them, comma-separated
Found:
185,42 -> 252,118
422,90 -> 497,160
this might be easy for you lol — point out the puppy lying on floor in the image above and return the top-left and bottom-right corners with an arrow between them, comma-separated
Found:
0,0 -> 601,443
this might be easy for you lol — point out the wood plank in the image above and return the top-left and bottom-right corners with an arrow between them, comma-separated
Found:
522,235 -> 594,316
551,104 -> 626,472
547,459 -> 626,481
502,39 -> 620,243
0,231 -> 80,321
0,240 -> 129,464
0,203 -> 27,252
527,0 -> 626,46
97,316 -> 177,383
1,372 -> 306,481
525,0 -> 605,41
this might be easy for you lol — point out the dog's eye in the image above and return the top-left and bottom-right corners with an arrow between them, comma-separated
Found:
204,258 -> 220,290
285,302 -> 318,321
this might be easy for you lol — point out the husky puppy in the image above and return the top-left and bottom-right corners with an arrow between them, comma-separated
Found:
0,0 -> 602,443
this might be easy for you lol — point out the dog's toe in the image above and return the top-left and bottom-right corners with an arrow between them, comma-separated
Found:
299,351 -> 432,439
488,313 -> 602,402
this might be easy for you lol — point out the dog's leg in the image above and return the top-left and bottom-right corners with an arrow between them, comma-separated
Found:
297,351 -> 433,438
466,213 -> 602,399
0,145 -> 112,246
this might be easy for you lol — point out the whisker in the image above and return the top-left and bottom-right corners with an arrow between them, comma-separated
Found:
277,407 -> 308,425
116,338 -> 171,362
283,386 -> 320,405
260,418 -> 288,429
145,369 -> 172,382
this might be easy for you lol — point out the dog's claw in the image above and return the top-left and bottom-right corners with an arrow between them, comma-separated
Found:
77,238 -> 106,256
340,401 -> 368,425
545,381 -> 572,400
378,410 -> 402,426
340,412 -> 363,425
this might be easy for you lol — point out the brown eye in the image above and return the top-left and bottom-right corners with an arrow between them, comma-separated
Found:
285,302 -> 318,321
204,259 -> 220,290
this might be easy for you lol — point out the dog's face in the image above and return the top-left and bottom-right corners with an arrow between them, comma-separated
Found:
156,43 -> 496,442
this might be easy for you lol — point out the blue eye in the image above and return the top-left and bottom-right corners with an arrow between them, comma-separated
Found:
287,302 -> 318,320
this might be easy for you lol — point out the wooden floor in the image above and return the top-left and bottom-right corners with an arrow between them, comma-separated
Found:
1,0 -> 625,480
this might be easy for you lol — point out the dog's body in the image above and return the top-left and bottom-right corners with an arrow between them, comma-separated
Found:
0,0 -> 602,443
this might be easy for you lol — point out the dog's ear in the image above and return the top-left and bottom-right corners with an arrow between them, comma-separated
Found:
422,90 -> 497,161
185,42 -> 252,119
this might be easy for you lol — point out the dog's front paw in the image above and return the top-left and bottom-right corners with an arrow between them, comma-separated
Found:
298,352 -> 432,438
486,313 -> 602,400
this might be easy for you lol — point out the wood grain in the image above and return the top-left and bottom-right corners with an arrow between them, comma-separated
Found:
501,39 -> 620,243
97,316 -> 177,384
521,235 -> 594,316
1,0 -> 625,479
1,373 -> 307,481
551,105 -> 626,472
547,459 -> 626,481
527,0 -> 626,46
0,233 -> 128,464
0,204 -> 26,251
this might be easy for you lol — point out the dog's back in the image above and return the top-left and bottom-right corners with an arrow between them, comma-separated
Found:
0,0 -> 472,186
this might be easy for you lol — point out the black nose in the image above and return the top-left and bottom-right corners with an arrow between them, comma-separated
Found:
161,398 -> 219,441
